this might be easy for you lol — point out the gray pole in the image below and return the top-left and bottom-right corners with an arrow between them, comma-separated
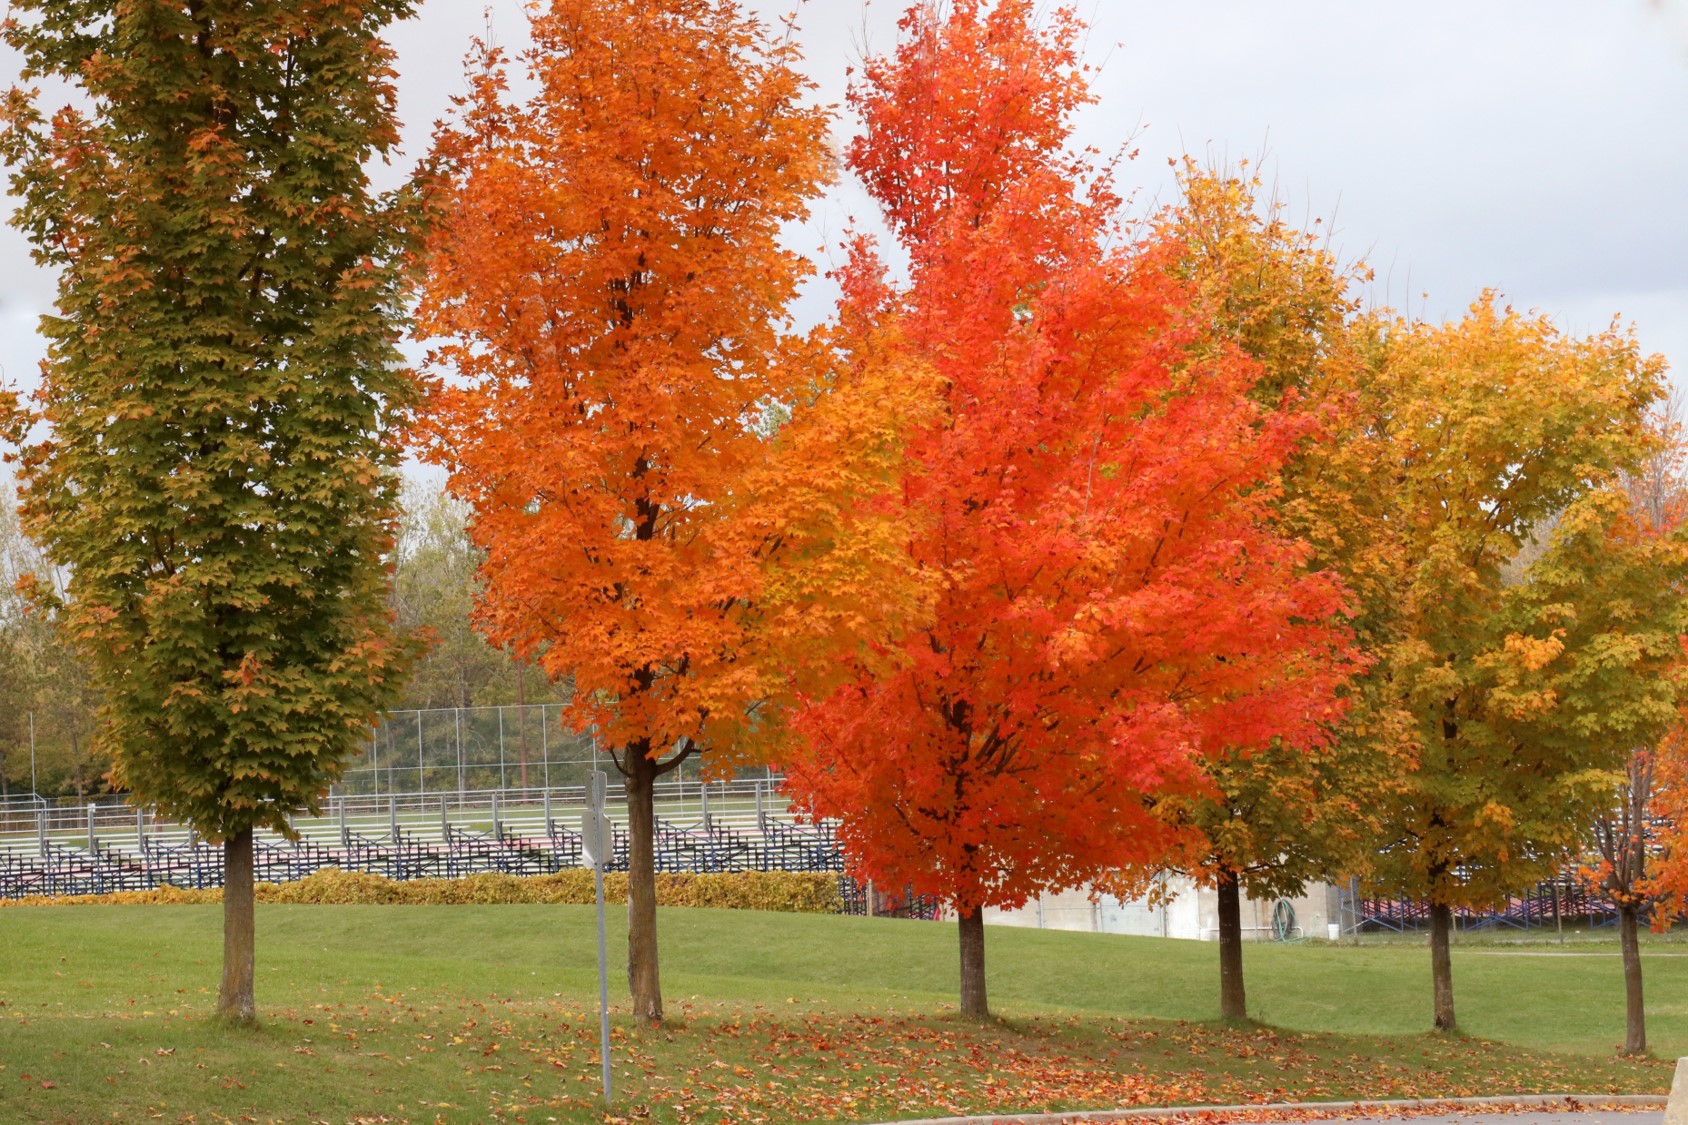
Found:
592,771 -> 612,1106
596,854 -> 611,1105
28,711 -> 36,795
455,707 -> 465,802
417,710 -> 426,799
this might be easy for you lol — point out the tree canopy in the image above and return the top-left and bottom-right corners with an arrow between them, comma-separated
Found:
2,0 -> 421,1022
415,0 -> 833,1023
778,0 -> 1357,1019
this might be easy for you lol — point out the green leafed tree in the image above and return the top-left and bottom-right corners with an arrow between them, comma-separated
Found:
1,0 -> 419,1023
392,479 -> 561,718
0,483 -> 105,801
1358,298 -> 1688,1032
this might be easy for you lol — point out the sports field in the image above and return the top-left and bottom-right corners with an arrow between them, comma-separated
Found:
0,905 -> 1677,1124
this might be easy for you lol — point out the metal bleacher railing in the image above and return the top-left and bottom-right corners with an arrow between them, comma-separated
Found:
0,776 -> 859,898
15,705 -> 1619,930
0,782 -> 1615,930
1333,872 -> 1626,935
0,703 -> 947,915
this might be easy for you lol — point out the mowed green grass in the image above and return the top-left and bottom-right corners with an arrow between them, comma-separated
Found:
0,905 -> 1678,1124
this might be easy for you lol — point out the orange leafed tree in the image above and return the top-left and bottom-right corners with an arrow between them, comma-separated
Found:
1643,724 -> 1688,929
414,0 -> 830,1023
778,0 -> 1356,1020
1584,406 -> 1688,1055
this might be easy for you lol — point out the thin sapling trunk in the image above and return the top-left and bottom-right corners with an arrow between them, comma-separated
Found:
217,826 -> 257,1025
1429,900 -> 1455,1031
623,745 -> 663,1023
958,905 -> 989,1019
1216,869 -> 1247,1022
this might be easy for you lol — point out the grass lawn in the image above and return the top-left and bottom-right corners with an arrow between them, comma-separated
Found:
0,905 -> 1676,1124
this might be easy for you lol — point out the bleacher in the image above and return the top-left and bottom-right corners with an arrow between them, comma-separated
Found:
0,780 -> 847,899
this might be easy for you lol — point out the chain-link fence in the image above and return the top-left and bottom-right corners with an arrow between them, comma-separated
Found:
341,704 -> 773,800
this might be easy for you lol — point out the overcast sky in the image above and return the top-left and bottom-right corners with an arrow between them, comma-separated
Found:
2,0 -> 1684,421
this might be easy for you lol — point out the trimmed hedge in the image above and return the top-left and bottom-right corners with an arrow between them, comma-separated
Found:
0,868 -> 843,914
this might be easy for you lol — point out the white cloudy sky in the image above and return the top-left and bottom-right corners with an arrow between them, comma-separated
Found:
1,0 -> 1684,414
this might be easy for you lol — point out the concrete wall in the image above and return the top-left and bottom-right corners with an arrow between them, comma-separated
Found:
982,878 -> 1341,942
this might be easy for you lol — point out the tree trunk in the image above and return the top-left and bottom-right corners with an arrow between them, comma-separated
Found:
958,905 -> 989,1019
1429,901 -> 1455,1031
624,746 -> 663,1024
1619,902 -> 1646,1056
217,827 -> 257,1025
1216,869 -> 1247,1022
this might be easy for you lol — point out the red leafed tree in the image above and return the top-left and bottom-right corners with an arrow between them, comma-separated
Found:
778,0 -> 1356,1020
414,0 -> 830,1023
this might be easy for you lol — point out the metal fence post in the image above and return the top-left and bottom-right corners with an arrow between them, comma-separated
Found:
455,707 -> 465,802
86,803 -> 98,855
417,710 -> 426,799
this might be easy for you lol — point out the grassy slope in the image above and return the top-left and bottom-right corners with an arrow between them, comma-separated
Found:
0,905 -> 1676,1125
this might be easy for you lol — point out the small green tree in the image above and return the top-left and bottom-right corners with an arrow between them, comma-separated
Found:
0,484 -> 101,799
1359,300 -> 1688,1032
2,0 -> 418,1023
392,480 -> 560,716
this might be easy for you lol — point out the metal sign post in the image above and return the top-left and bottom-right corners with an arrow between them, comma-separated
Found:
582,771 -> 613,1106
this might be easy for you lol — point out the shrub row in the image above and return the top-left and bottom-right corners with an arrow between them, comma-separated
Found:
0,867 -> 844,914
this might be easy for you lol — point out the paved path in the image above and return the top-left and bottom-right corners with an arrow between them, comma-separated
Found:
870,1101 -> 1666,1125
1464,951 -> 1688,958
1356,1115 -> 1659,1125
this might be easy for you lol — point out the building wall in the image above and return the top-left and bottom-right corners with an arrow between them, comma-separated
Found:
983,879 -> 1342,942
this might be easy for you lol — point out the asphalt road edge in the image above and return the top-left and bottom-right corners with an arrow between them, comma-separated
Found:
867,1093 -> 1669,1125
